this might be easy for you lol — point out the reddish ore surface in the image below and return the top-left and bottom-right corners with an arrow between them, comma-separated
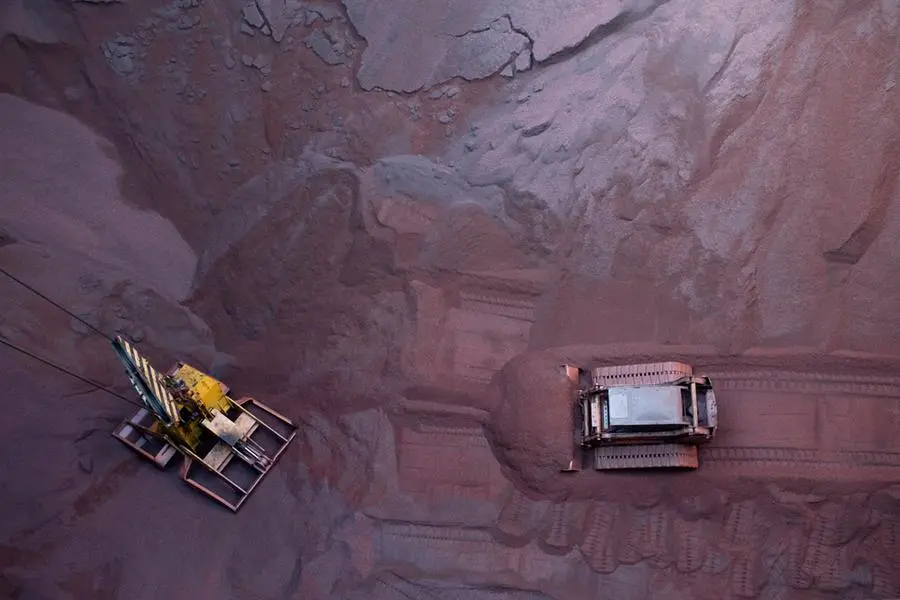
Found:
2,0 -> 900,599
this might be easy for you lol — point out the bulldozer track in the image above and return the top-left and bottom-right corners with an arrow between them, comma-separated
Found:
594,443 -> 699,470
591,361 -> 693,387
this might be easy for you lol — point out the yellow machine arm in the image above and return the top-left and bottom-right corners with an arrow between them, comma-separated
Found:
112,336 -> 181,425
110,335 -> 298,511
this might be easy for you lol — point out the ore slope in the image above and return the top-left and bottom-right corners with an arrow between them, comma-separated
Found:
2,0 -> 900,599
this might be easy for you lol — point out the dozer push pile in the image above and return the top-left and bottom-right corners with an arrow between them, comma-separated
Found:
109,336 -> 297,511
562,361 -> 718,471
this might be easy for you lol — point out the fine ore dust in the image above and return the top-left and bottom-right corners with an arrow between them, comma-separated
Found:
2,0 -> 900,599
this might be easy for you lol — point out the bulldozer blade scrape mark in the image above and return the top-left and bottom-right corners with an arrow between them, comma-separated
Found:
759,535 -> 792,599
799,499 -> 870,587
406,280 -> 539,387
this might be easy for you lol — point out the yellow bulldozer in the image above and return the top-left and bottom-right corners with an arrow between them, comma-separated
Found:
109,336 -> 297,512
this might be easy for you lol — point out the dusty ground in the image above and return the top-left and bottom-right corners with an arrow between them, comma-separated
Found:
1,0 -> 900,598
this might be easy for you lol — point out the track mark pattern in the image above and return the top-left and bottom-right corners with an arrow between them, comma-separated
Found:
496,488 -> 540,541
786,532 -> 813,589
541,501 -> 585,551
397,424 -> 505,501
446,291 -> 535,384
643,507 -> 672,569
579,502 -> 619,574
709,369 -> 900,397
815,545 -> 852,592
617,508 -> 646,565
801,505 -> 838,584
379,522 -> 563,583
723,501 -> 756,548
674,517 -> 708,573
731,552 -> 762,598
